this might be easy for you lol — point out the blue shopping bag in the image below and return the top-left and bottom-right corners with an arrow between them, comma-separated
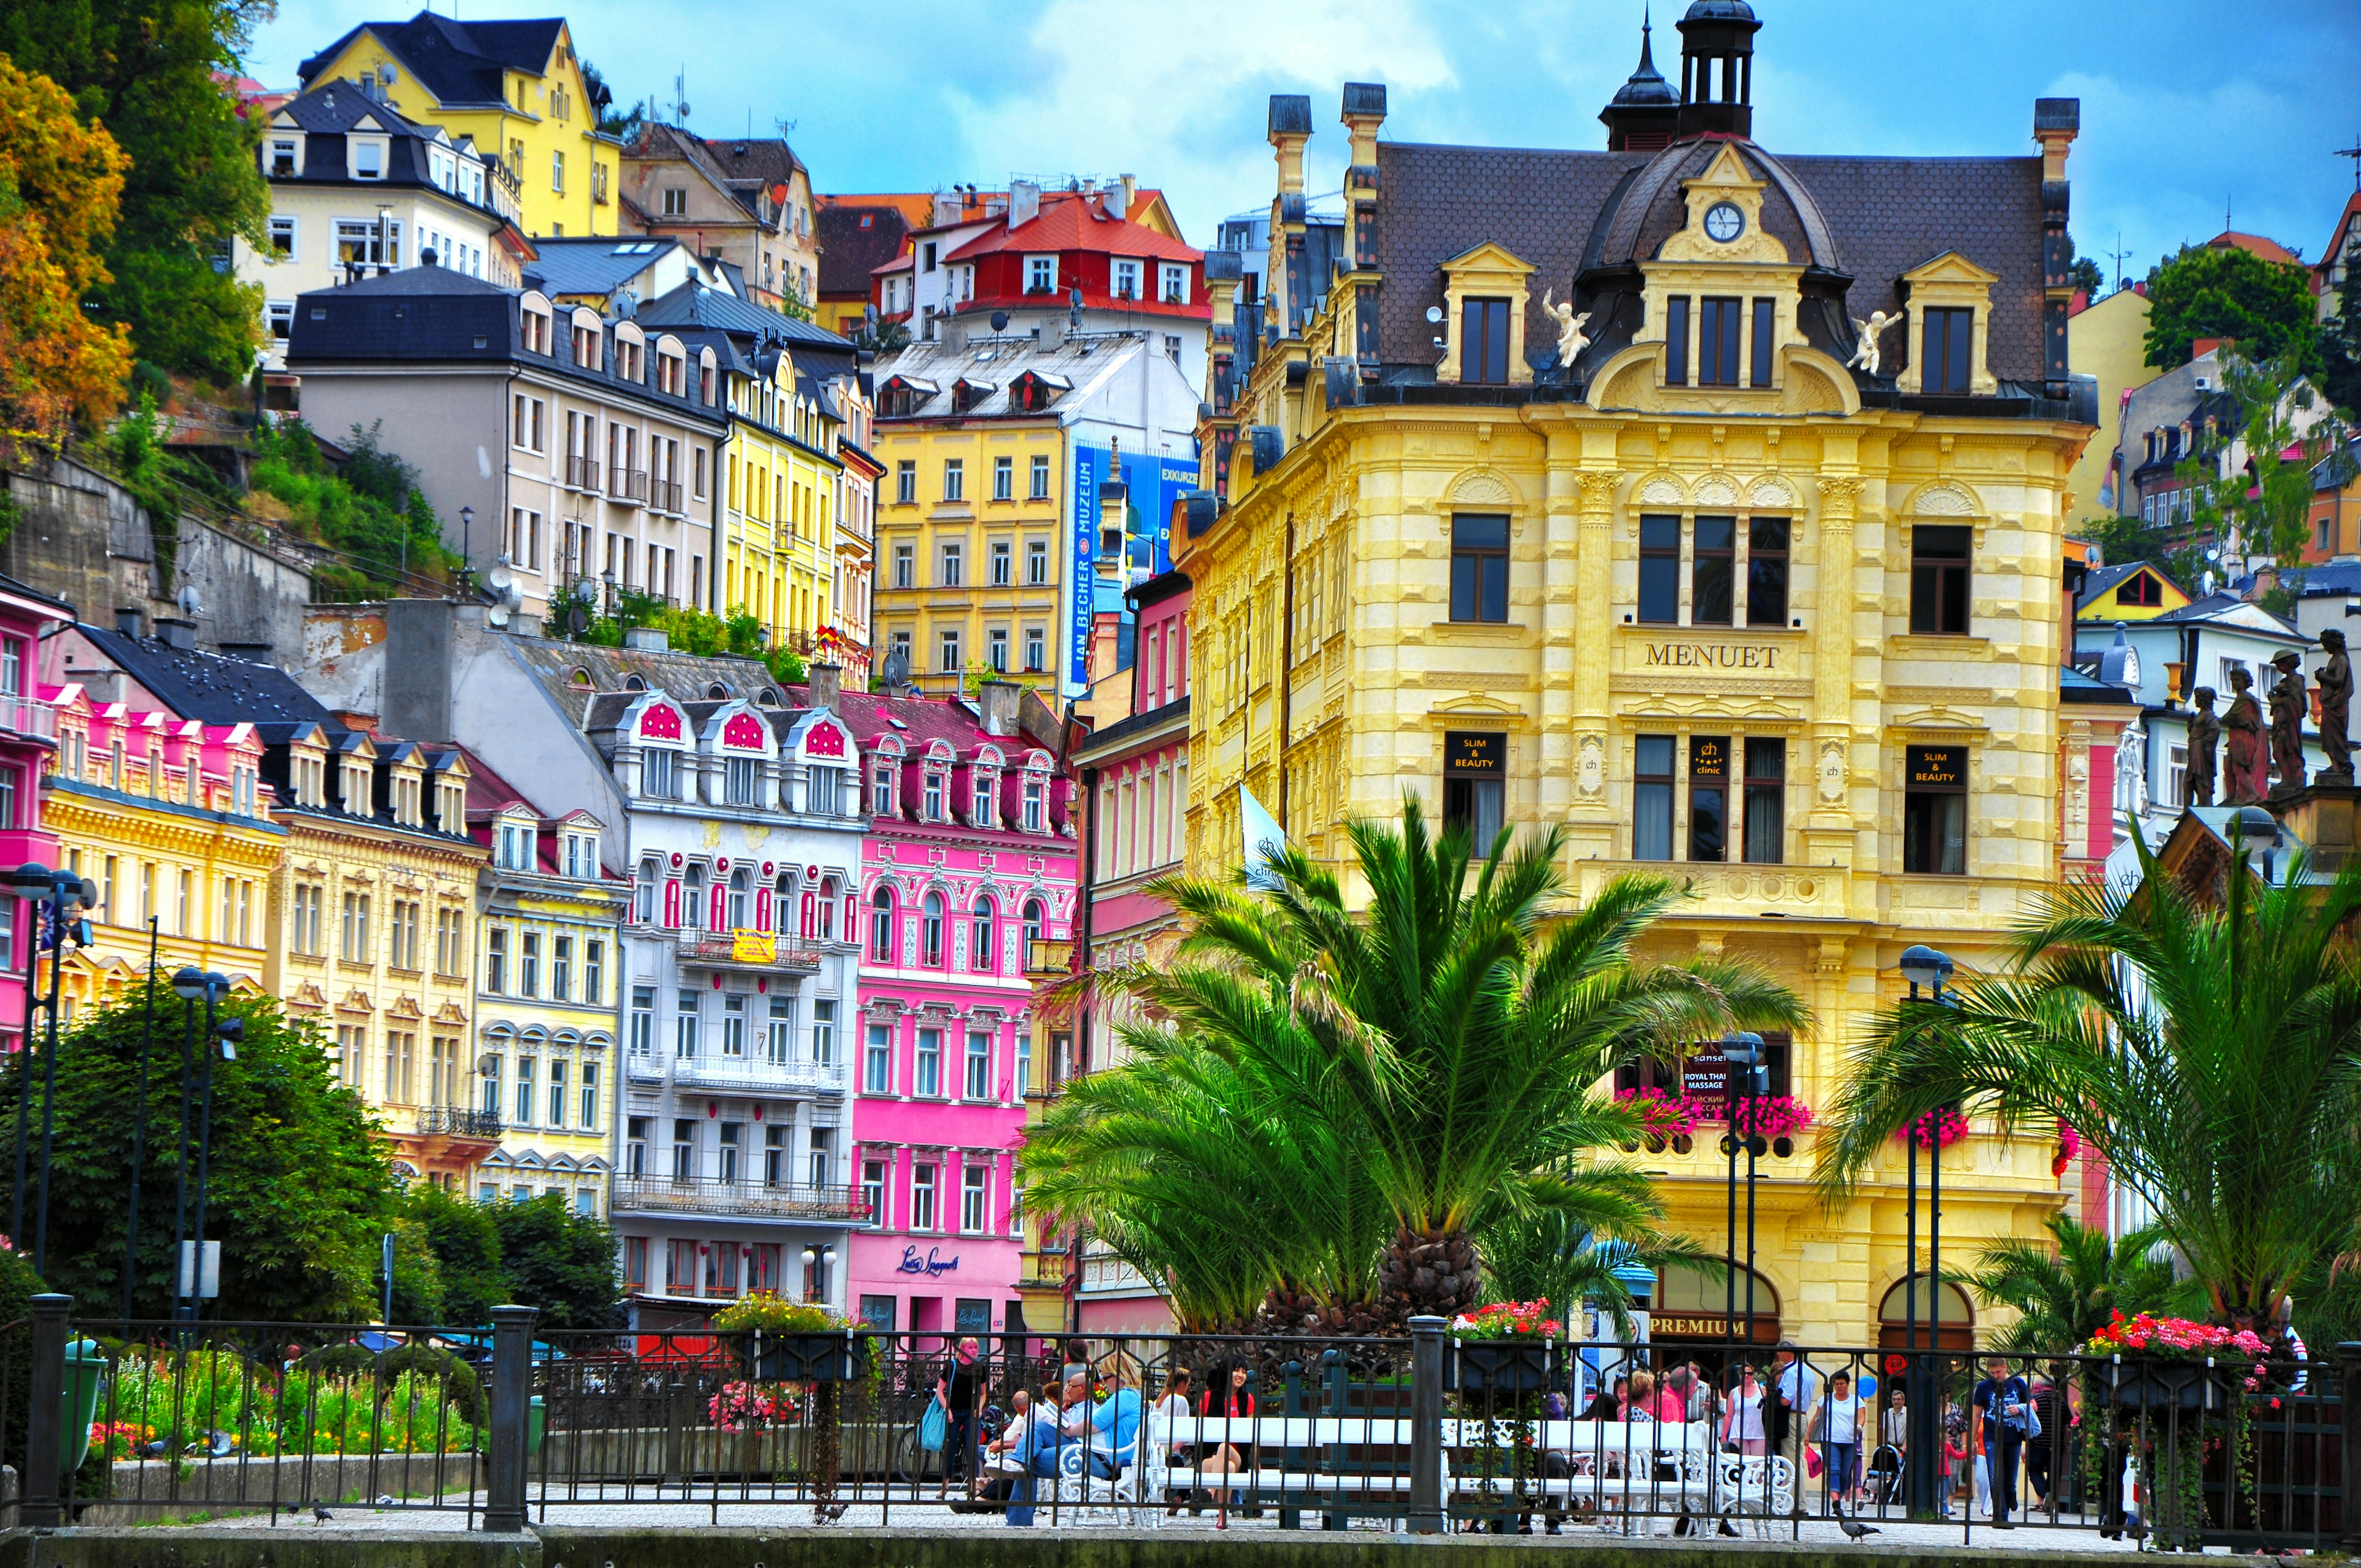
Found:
920,1397 -> 947,1453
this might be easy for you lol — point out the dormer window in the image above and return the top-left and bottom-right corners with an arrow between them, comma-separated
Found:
615,335 -> 644,383
343,760 -> 373,816
1923,307 -> 1974,395
564,830 -> 597,879
497,818 -> 536,870
1022,775 -> 1045,833
1025,256 -> 1056,295
521,304 -> 553,355
871,758 -> 896,815
269,140 -> 299,177
293,752 -> 325,807
573,321 -> 603,371
352,139 -> 384,180
1112,258 -> 1141,300
642,747 -> 682,799
972,770 -> 997,826
438,780 -> 465,829
923,769 -> 944,821
1161,263 -> 1189,304
657,350 -> 685,395
391,771 -> 422,827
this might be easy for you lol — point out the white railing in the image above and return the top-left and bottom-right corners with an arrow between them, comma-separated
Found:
0,695 -> 54,742
671,1053 -> 846,1096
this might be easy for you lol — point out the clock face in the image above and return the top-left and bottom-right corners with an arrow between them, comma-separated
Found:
1704,202 -> 1745,244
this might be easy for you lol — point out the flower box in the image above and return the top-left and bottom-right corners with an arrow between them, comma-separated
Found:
751,1332 -> 872,1384
1447,1340 -> 1551,1393
2095,1359 -> 2226,1413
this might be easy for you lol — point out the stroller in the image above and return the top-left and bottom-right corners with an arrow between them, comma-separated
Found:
1861,1443 -> 1904,1506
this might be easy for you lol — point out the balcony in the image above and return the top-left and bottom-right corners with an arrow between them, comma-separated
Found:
0,695 -> 55,743
680,932 -> 825,976
565,456 -> 601,492
652,478 -> 684,514
611,469 -> 650,505
670,1052 -> 845,1097
625,1049 -> 665,1084
611,1173 -> 868,1223
417,1105 -> 504,1139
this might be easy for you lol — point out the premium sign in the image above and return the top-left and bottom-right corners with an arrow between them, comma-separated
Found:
1642,642 -> 1782,670
1445,731 -> 1505,774
1649,1313 -> 1779,1342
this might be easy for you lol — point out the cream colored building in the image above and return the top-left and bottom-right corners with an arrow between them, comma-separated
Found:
1182,23 -> 2096,1350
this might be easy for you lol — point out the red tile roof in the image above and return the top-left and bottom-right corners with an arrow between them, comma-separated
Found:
2209,230 -> 2302,266
944,193 -> 1201,265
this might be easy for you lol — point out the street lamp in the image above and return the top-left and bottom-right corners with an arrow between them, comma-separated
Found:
800,1243 -> 836,1303
1718,1031 -> 1766,1375
168,968 -> 228,1319
1897,943 -> 1955,1520
459,505 -> 476,593
9,863 -> 91,1274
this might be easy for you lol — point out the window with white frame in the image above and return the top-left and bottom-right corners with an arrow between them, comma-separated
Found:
1112,258 -> 1141,299
269,216 -> 297,258
1161,263 -> 1190,304
961,1163 -> 989,1232
1025,256 -> 1055,294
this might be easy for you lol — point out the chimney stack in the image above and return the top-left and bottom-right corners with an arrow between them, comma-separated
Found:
807,661 -> 841,713
155,618 -> 198,652
1009,179 -> 1040,229
978,679 -> 1021,737
115,606 -> 148,639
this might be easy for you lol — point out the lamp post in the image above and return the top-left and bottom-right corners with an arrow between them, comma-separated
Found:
8,861 -> 60,1251
1720,1031 -> 1765,1374
121,917 -> 160,1322
25,868 -> 92,1276
459,506 -> 476,593
1897,943 -> 1955,1521
170,969 -> 228,1319
168,968 -> 202,1317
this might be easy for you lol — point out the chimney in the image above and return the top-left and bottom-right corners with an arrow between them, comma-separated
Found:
933,188 -> 964,227
978,679 -> 1020,737
1103,181 -> 1123,221
622,626 -> 670,652
114,606 -> 148,639
218,641 -> 274,664
807,661 -> 841,713
155,618 -> 198,652
1009,180 -> 1040,229
1120,173 -> 1136,215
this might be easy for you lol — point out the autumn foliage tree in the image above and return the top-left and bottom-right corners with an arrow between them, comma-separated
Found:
0,54 -> 132,442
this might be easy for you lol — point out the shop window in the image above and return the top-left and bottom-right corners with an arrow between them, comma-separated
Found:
1634,735 -> 1675,860
1449,514 -> 1509,623
1910,526 -> 1972,635
1441,731 -> 1505,849
1687,735 -> 1728,863
1903,745 -> 1968,876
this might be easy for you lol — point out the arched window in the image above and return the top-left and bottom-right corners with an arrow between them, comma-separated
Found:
682,863 -> 706,930
634,855 -> 659,924
1022,898 -> 1045,949
921,891 -> 945,966
818,877 -> 839,941
727,867 -> 751,931
870,887 -> 895,963
970,895 -> 996,973
1876,1274 -> 1975,1353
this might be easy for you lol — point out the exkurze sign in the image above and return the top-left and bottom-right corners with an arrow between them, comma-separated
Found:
1641,641 -> 1783,670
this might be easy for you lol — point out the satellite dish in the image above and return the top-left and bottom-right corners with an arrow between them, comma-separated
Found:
488,605 -> 512,628
1425,305 -> 1444,324
487,562 -> 515,596
177,584 -> 202,617
568,603 -> 588,635
880,646 -> 910,690
990,310 -> 1009,332
379,63 -> 397,84
614,287 -> 639,320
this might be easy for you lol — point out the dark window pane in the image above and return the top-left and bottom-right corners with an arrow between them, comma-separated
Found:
1691,515 -> 1734,625
1750,298 -> 1775,386
1947,309 -> 1973,393
1688,735 -> 1728,863
1462,298 -> 1511,384
1666,296 -> 1690,386
1747,517 -> 1789,625
1903,745 -> 1968,874
1487,300 -> 1511,384
1636,735 -> 1675,776
1453,515 -> 1508,552
1450,555 -> 1478,620
1450,513 -> 1509,623
1910,525 -> 1972,635
1635,734 -> 1675,861
1743,737 -> 1784,864
1481,556 -> 1508,622
1638,514 -> 1681,624
1700,297 -> 1740,386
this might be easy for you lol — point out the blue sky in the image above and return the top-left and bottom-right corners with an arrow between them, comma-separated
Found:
245,0 -> 2361,286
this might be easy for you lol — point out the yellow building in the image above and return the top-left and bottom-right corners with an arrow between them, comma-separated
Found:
36,686 -> 283,1018
462,749 -> 627,1215
2073,560 -> 2189,622
261,725 -> 489,1189
298,14 -> 618,239
2065,285 -> 2154,521
1182,29 -> 2096,1351
639,287 -> 856,658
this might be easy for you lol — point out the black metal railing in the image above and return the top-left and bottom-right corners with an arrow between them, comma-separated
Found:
565,456 -> 601,492
11,1303 -> 2356,1543
416,1106 -> 503,1139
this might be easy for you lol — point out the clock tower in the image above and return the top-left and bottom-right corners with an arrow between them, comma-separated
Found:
1675,0 -> 1762,140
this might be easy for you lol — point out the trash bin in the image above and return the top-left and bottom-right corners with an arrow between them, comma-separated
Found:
528,1394 -> 545,1457
61,1339 -> 106,1473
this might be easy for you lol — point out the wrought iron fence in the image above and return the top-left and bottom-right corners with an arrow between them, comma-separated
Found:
6,1301 -> 2352,1545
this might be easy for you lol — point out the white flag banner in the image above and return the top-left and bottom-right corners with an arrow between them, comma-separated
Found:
1241,786 -> 1286,892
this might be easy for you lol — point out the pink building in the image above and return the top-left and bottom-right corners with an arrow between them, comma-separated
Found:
830,679 -> 1078,1339
0,575 -> 73,1053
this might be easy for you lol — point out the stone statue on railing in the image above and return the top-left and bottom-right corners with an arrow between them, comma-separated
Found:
2222,666 -> 2269,806
2317,629 -> 2352,784
2269,649 -> 2308,793
2185,687 -> 2220,807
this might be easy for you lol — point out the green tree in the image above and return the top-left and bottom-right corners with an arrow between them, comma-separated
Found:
579,60 -> 641,140
1965,1214 -> 2193,1355
1028,798 -> 1803,1324
0,987 -> 403,1320
0,0 -> 272,383
2142,243 -> 2320,373
2320,261 -> 2361,419
410,1184 -> 504,1327
2071,514 -> 2205,598
2170,352 -> 2343,592
1815,833 -> 2361,1336
491,1194 -> 623,1330
248,418 -> 457,596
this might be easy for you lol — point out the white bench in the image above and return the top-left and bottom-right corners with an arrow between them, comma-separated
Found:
1160,1415 -> 1449,1520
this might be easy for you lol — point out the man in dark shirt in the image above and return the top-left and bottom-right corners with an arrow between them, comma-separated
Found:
1970,1356 -> 2032,1527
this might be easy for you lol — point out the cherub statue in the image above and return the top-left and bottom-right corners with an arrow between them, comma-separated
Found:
1846,309 -> 1905,376
1540,287 -> 1591,370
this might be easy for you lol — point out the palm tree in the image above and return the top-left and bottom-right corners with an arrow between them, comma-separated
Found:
1966,1213 -> 2193,1354
1029,796 -> 1805,1324
1479,1211 -> 1722,1339
1816,833 -> 2361,1334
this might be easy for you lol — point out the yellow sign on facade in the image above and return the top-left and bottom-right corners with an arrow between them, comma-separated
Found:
731,929 -> 777,964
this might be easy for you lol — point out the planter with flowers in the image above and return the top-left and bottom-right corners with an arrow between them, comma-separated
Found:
2081,1312 -> 2295,1550
714,1293 -> 869,1384
1892,1107 -> 1968,1150
1446,1299 -> 1559,1393
2083,1313 -> 2269,1413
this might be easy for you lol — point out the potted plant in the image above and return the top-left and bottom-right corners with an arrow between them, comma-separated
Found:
1445,1300 -> 1557,1392
713,1293 -> 870,1383
2081,1312 -> 2273,1412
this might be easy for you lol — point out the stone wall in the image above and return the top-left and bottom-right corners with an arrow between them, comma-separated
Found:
2,452 -> 317,660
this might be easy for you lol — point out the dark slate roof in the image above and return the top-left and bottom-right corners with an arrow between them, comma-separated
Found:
1372,134 -> 2048,384
2287,561 -> 2361,597
638,279 -> 853,351
0,571 -> 74,616
2059,667 -> 2135,704
522,237 -> 682,299
300,12 -> 565,105
79,625 -> 339,726
287,268 -> 728,428
2145,593 -> 2301,634
817,204 -> 912,297
700,136 -> 806,189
